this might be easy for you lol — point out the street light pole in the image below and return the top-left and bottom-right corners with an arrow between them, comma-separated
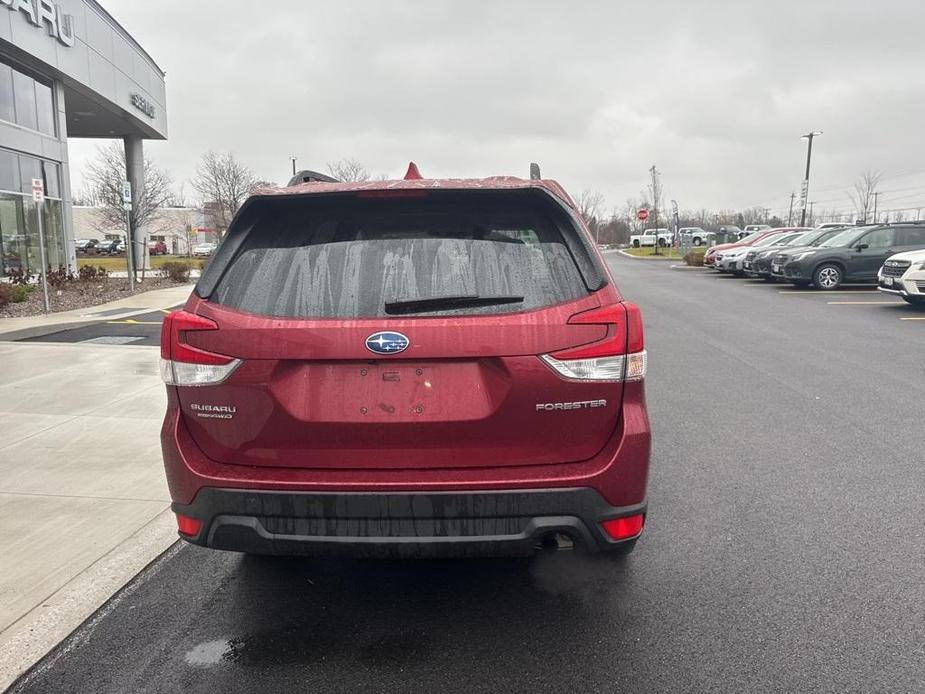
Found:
799,131 -> 822,227
291,157 -> 297,176
649,164 -> 661,256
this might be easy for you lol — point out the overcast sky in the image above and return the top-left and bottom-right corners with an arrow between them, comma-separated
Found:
70,0 -> 925,220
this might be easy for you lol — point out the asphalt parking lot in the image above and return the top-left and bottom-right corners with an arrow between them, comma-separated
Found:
18,308 -> 173,346
8,254 -> 925,693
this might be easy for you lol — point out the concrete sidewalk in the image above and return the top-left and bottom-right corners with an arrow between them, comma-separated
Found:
0,342 -> 177,689
0,283 -> 193,341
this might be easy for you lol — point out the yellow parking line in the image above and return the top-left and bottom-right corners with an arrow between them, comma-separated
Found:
827,301 -> 902,305
106,319 -> 163,325
900,316 -> 925,320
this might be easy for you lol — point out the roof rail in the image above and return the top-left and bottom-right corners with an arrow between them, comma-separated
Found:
287,170 -> 340,186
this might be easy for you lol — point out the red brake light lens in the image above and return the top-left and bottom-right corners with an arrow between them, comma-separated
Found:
176,513 -> 203,537
550,304 -> 626,360
601,514 -> 644,541
356,190 -> 429,199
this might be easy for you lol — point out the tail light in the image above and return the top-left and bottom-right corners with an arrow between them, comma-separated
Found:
540,303 -> 647,382
159,310 -> 241,386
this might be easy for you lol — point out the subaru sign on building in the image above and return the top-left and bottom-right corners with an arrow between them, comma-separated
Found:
0,0 -> 167,277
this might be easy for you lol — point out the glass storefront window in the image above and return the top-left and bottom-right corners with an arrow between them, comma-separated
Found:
0,147 -> 65,277
12,69 -> 37,131
35,81 -> 54,136
0,148 -> 17,192
0,193 -> 27,275
19,154 -> 41,195
0,64 -> 13,123
0,193 -> 66,277
1,58 -> 55,136
43,199 -> 65,269
42,161 -> 59,198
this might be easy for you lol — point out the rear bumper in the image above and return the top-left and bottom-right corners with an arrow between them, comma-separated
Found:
174,487 -> 645,557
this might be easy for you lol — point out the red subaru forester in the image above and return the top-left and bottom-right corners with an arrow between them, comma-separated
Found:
159,166 -> 651,558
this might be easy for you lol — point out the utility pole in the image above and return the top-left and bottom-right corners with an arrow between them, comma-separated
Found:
808,201 -> 815,227
873,192 -> 881,223
788,192 -> 796,226
799,131 -> 822,227
649,164 -> 661,256
290,157 -> 297,176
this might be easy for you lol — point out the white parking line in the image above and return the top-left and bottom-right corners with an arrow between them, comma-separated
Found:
826,301 -> 904,305
779,291 -> 877,295
899,316 -> 925,321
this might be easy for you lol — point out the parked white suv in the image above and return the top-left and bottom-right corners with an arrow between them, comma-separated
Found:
630,228 -> 673,248
878,249 -> 925,306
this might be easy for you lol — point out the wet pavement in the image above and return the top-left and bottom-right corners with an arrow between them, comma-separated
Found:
7,255 -> 925,693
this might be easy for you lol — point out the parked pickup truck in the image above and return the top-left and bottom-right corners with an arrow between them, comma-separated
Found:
679,227 -> 714,246
630,228 -> 673,248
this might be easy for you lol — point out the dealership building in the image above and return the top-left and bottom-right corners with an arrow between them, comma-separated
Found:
0,0 -> 166,277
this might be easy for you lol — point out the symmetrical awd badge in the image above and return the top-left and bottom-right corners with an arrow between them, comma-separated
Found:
365,331 -> 410,355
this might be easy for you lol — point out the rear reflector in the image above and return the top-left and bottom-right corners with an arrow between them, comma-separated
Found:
601,514 -> 644,541
176,514 -> 203,537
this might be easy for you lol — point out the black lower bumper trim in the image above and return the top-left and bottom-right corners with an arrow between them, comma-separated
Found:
173,488 -> 646,558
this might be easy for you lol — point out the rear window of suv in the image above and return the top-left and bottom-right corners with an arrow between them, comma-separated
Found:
208,194 -> 592,318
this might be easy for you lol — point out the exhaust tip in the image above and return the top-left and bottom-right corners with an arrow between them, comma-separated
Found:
536,532 -> 575,552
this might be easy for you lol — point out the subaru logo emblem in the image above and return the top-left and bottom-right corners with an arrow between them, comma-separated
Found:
365,331 -> 409,355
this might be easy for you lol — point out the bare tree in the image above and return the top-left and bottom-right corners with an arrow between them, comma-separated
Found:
575,189 -> 605,242
192,151 -> 258,236
576,189 -> 605,221
327,158 -> 370,182
850,170 -> 883,223
82,142 -> 172,236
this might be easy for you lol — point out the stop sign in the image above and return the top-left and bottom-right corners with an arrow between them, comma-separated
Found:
637,208 -> 649,222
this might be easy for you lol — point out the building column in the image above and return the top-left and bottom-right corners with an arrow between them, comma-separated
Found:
54,81 -> 76,274
124,136 -> 149,270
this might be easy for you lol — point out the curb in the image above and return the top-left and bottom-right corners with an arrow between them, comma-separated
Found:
616,249 -> 681,261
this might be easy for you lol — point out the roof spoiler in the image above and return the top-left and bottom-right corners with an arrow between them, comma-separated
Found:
287,170 -> 340,186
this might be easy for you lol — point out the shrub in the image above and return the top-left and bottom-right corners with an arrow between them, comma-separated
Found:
12,284 -> 33,302
78,265 -> 109,282
45,266 -> 74,288
159,260 -> 192,283
683,248 -> 706,267
0,283 -> 13,308
6,267 -> 33,286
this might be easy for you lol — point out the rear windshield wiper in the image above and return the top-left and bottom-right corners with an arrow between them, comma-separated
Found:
384,294 -> 525,315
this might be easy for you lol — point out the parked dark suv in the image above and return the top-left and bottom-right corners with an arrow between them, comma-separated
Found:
770,223 -> 925,289
159,167 -> 651,558
744,227 -> 841,280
